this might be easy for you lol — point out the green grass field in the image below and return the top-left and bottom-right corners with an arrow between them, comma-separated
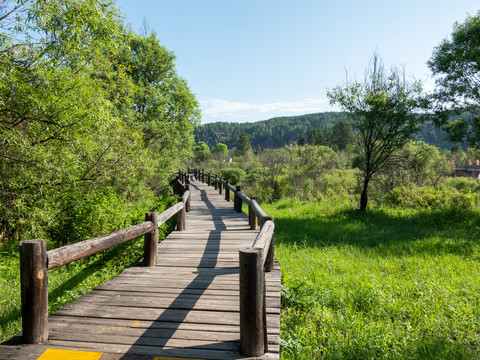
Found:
262,198 -> 480,359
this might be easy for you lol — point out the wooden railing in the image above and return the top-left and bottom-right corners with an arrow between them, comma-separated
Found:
185,168 -> 275,357
19,182 -> 190,344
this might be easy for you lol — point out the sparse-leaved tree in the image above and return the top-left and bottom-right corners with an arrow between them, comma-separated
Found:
328,54 -> 426,211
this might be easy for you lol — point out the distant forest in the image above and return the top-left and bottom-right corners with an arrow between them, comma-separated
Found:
194,112 -> 454,150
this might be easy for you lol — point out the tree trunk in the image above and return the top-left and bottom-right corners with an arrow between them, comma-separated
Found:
360,175 -> 370,211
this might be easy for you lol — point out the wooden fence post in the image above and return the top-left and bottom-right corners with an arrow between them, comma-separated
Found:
143,212 -> 158,267
20,239 -> 48,344
235,186 -> 242,213
214,175 -> 218,190
185,185 -> 191,212
263,216 -> 274,272
239,247 -> 265,357
219,179 -> 223,194
225,181 -> 230,201
176,197 -> 186,231
249,197 -> 258,230
207,173 -> 211,186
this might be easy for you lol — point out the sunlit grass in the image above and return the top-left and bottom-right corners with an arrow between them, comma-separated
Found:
262,198 -> 480,359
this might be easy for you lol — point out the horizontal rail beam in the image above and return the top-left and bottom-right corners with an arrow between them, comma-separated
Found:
47,202 -> 185,270
251,220 -> 275,265
47,222 -> 156,270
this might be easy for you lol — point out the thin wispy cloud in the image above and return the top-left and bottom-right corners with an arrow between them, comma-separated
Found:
200,98 -> 331,122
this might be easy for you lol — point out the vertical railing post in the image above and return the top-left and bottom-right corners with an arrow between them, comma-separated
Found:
195,169 -> 198,180
239,247 -> 265,357
219,179 -> 223,194
235,186 -> 242,213
177,197 -> 186,231
185,185 -> 191,212
249,197 -> 258,230
264,216 -> 275,272
225,181 -> 230,201
207,173 -> 211,186
143,212 -> 158,267
214,175 -> 218,190
201,169 -> 205,183
20,239 -> 48,344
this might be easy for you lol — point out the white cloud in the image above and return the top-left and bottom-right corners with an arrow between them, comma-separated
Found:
200,98 -> 331,122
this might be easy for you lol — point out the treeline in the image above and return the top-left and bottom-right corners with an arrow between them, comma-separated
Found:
0,0 -> 199,246
194,112 -> 348,150
195,112 -> 454,151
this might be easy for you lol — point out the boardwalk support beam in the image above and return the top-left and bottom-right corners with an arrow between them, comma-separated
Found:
235,186 -> 242,213
225,181 -> 230,201
20,239 -> 48,344
239,247 -> 265,356
249,196 -> 258,230
143,212 -> 158,267
176,197 -> 186,231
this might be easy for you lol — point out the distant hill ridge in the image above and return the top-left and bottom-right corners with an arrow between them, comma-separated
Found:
194,112 -> 453,150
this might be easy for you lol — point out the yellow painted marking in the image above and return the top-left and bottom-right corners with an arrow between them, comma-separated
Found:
98,326 -> 125,333
37,349 -> 103,360
131,320 -> 141,328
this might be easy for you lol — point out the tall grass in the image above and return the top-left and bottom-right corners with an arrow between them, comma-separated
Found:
262,197 -> 480,359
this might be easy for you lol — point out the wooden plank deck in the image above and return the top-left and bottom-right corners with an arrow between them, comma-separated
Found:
1,180 -> 281,360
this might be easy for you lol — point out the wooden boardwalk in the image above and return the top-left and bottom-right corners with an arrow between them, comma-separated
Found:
1,180 -> 281,360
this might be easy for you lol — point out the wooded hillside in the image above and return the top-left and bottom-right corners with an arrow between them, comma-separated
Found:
195,112 -> 454,150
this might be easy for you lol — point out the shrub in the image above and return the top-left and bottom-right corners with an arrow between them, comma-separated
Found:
219,167 -> 246,186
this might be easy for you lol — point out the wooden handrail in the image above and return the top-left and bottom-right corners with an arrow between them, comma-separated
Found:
251,220 -> 274,265
19,180 -> 190,344
47,221 -> 156,270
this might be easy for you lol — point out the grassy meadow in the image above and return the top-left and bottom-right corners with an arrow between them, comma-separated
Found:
262,197 -> 480,359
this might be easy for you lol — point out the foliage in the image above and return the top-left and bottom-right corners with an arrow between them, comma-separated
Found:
377,140 -> 453,191
194,141 -> 210,162
306,121 -> 356,151
428,10 -> 480,148
235,132 -> 251,155
194,112 -> 350,150
0,0 -> 199,245
213,142 -> 228,154
195,111 -> 453,151
219,167 -> 246,186
328,54 -> 427,211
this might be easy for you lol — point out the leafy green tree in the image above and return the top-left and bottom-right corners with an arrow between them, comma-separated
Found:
328,54 -> 426,211
214,143 -> 228,154
194,141 -> 210,162
331,121 -> 356,150
0,1 -> 200,244
297,135 -> 306,146
119,31 -> 200,188
428,10 -> 480,148
235,132 -> 251,155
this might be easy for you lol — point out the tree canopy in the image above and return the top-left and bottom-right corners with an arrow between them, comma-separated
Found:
0,0 -> 199,244
428,10 -> 480,148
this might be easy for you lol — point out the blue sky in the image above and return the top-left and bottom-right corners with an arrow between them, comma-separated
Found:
115,0 -> 479,124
